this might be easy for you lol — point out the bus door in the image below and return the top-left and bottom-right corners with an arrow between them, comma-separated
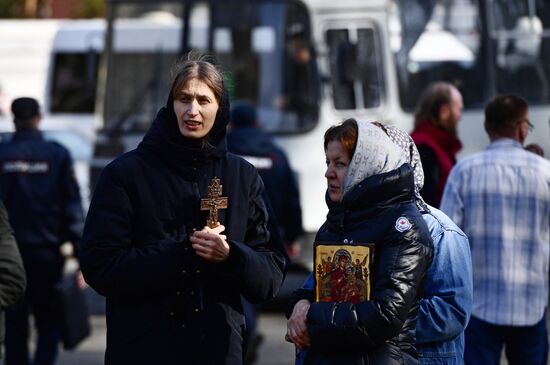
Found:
281,15 -> 389,233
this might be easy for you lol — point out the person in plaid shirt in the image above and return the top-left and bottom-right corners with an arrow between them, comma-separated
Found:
441,94 -> 550,365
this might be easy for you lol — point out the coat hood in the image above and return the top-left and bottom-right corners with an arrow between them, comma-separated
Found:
138,84 -> 231,166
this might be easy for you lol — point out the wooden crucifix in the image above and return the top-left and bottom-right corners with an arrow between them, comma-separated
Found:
200,177 -> 228,228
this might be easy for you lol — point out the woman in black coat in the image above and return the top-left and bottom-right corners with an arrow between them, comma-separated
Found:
80,54 -> 287,365
286,119 -> 433,365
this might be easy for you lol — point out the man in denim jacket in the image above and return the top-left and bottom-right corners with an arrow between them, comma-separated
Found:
416,205 -> 472,364
387,123 -> 473,363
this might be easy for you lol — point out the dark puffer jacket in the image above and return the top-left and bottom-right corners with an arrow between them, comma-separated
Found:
289,164 -> 433,365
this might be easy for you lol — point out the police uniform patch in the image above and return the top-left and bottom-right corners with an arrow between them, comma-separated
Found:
395,217 -> 412,232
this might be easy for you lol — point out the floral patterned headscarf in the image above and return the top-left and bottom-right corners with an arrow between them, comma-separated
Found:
372,121 -> 428,211
342,121 -> 408,198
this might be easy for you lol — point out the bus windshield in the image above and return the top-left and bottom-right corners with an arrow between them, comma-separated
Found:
102,0 -> 320,136
391,0 -> 550,110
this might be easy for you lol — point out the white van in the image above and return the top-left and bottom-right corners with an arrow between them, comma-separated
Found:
0,20 -> 59,123
0,19 -> 104,208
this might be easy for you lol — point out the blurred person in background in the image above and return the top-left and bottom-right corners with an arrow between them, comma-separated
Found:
525,142 -> 545,157
441,94 -> 550,365
0,97 -> 84,365
411,82 -> 463,208
227,102 -> 303,259
280,24 -> 319,129
0,200 -> 26,359
227,101 -> 303,364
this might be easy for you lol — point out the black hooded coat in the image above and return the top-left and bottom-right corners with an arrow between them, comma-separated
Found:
287,164 -> 433,365
80,89 -> 287,365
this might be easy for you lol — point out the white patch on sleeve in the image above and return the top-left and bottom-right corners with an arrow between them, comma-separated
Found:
2,160 -> 49,174
395,216 -> 412,232
241,156 -> 273,169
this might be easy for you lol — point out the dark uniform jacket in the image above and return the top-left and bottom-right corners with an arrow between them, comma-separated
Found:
0,130 -> 84,248
227,127 -> 303,244
80,91 -> 287,365
0,200 -> 26,358
288,164 -> 433,365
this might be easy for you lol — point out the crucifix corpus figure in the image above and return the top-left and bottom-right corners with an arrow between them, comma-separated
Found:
200,177 -> 228,228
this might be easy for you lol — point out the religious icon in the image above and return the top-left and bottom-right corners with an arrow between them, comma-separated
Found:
200,178 -> 228,228
313,242 -> 374,304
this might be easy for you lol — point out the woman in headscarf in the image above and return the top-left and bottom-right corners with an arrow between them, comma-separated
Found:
286,118 -> 433,364
80,53 -> 287,365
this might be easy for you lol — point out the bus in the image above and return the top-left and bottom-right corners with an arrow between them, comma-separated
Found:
91,0 -> 550,243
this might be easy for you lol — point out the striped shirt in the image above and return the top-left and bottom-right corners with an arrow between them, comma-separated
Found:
441,138 -> 550,326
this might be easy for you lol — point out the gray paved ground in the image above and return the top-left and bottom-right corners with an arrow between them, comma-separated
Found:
4,310 -> 549,365
55,312 -> 549,365
55,313 -> 294,365
4,243 -> 547,364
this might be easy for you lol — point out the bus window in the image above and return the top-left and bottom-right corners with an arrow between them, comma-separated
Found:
102,3 -> 183,134
107,52 -> 178,132
203,1 -> 319,134
326,26 -> 384,110
281,15 -> 320,132
391,0 -> 484,110
393,0 -> 550,109
327,29 -> 355,109
50,52 -> 100,113
358,28 -> 383,108
493,1 -> 550,104
101,0 -> 319,136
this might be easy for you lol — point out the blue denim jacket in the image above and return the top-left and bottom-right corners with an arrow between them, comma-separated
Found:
416,206 -> 472,365
295,206 -> 472,365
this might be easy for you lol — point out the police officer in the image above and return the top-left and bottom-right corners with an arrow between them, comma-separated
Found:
227,102 -> 304,364
227,102 -> 303,257
0,97 -> 84,365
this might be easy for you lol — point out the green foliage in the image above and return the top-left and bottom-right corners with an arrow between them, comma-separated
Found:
77,0 -> 105,18
0,0 -> 24,18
